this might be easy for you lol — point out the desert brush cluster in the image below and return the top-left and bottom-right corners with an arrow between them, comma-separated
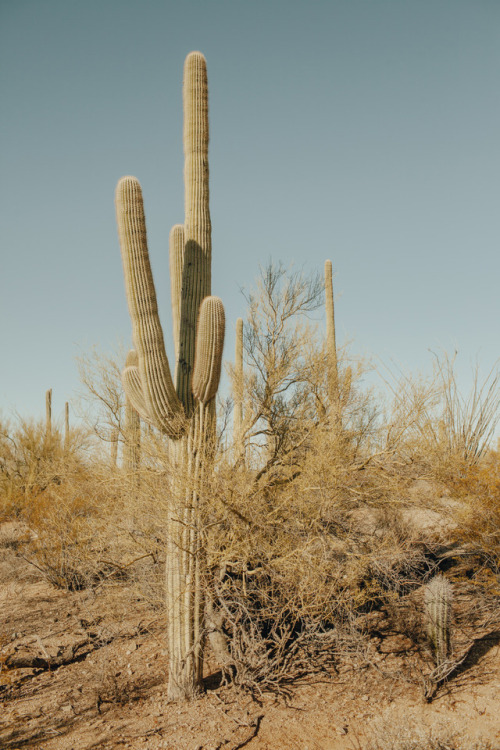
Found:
1,52 -> 499,725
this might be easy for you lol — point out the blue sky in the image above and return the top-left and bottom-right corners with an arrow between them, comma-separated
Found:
1,0 -> 498,429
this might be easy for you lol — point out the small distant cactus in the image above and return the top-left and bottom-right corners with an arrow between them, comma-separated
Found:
110,427 -> 119,468
424,574 -> 453,667
45,389 -> 52,442
64,401 -> 70,451
233,318 -> 244,456
342,365 -> 352,408
123,350 -> 141,474
324,260 -> 341,426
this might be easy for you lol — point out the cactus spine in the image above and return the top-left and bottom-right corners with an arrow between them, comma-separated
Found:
424,574 -> 452,667
115,52 -> 225,699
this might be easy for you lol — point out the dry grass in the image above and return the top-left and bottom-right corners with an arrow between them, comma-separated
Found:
362,717 -> 495,750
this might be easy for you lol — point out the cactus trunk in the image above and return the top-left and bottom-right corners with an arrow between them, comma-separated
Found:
115,52 -> 225,700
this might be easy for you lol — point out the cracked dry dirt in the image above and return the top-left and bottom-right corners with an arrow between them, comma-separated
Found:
1,524 -> 499,750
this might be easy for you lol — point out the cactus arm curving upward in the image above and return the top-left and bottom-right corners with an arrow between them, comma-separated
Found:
122,364 -> 151,423
122,349 -> 150,423
169,224 -> 185,367
192,296 -> 225,404
115,176 -> 185,438
124,348 -> 141,473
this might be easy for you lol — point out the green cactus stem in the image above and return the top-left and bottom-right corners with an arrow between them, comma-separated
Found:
115,51 -> 225,700
424,574 -> 452,667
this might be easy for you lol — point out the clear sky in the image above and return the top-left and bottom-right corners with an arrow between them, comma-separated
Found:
1,0 -> 498,428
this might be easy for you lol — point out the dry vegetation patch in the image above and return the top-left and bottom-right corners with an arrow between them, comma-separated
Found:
1,264 -> 499,747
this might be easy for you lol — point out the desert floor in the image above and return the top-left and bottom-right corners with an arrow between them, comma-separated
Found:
1,520 -> 499,750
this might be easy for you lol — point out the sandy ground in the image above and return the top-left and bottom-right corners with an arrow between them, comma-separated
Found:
1,522 -> 499,750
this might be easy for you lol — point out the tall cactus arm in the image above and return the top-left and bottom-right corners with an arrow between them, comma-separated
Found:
183,52 -> 211,276
192,296 -> 225,403
122,349 -> 151,423
325,260 -> 340,406
177,52 -> 212,412
233,317 -> 244,442
115,176 -> 185,438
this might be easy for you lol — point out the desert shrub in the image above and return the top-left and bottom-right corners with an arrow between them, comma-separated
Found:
201,423 -> 433,688
0,414 -> 91,518
441,449 -> 500,599
20,465 -> 121,590
449,448 -> 500,537
0,411 -> 126,590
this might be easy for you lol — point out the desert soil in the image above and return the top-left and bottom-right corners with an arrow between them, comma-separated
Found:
1,521 -> 499,750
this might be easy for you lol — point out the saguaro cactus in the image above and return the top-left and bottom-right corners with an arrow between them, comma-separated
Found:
424,574 -> 452,667
115,52 -> 225,699
123,350 -> 141,473
110,427 -> 119,468
325,260 -> 341,425
45,389 -> 52,443
64,401 -> 70,451
233,318 -> 244,456
325,260 -> 342,434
